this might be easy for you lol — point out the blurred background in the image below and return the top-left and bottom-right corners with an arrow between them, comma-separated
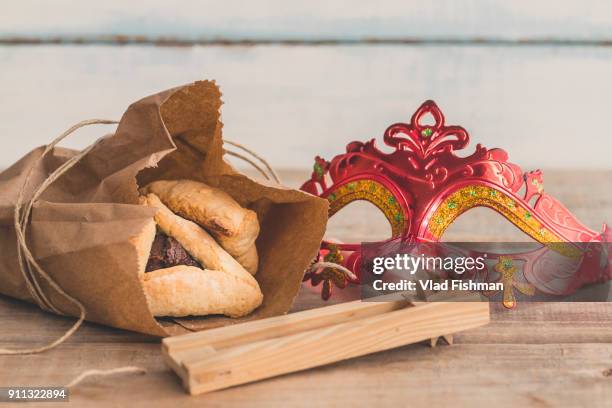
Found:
1,0 -> 612,172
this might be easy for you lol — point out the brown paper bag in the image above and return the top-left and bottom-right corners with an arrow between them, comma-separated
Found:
0,81 -> 328,336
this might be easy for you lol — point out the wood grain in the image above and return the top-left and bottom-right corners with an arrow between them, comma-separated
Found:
2,1 -> 612,41
2,3 -> 611,405
165,300 -> 488,394
0,170 -> 610,406
2,45 -> 612,171
164,299 -> 409,353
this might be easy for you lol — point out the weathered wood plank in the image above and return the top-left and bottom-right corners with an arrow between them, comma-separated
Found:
2,46 -> 612,171
1,342 -> 610,407
2,1 -> 612,41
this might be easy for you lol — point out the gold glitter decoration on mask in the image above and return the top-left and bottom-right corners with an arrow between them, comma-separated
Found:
428,185 -> 581,259
326,179 -> 406,236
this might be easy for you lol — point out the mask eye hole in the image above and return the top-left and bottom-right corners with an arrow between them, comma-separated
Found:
325,178 -> 408,243
428,185 -> 561,246
440,207 -> 540,242
326,200 -> 392,243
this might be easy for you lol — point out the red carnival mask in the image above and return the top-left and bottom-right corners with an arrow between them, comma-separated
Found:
301,101 -> 611,306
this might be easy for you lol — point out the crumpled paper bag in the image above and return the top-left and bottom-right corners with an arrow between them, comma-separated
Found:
0,81 -> 328,336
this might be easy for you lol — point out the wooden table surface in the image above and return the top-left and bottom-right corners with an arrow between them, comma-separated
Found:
1,170 -> 611,407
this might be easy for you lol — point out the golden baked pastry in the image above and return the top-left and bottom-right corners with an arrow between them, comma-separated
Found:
136,193 -> 263,318
142,180 -> 259,274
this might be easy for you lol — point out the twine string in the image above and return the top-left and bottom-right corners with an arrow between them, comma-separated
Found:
224,150 -> 272,181
1,119 -> 117,355
224,139 -> 281,183
65,366 -> 147,389
16,133 -> 111,315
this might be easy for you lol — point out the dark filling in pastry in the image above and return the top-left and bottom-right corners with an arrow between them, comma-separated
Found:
146,232 -> 202,272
